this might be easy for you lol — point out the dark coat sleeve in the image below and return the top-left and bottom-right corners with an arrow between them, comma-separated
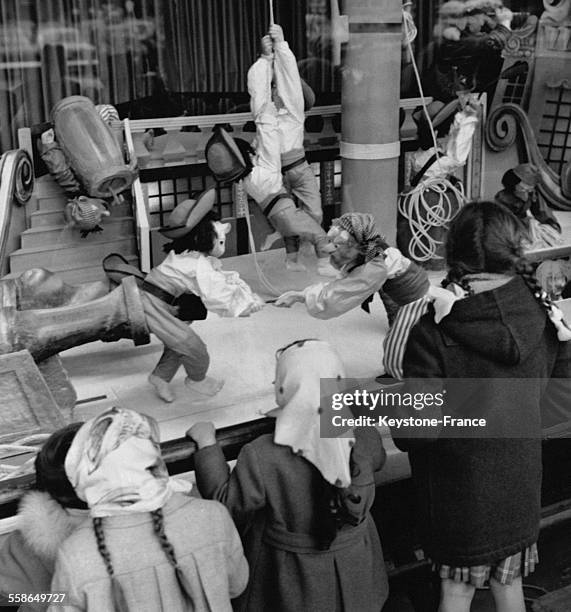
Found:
0,531 -> 52,610
390,317 -> 446,451
193,442 -> 266,531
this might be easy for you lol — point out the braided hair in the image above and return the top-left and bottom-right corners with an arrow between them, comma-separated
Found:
150,508 -> 194,605
93,510 -> 194,612
443,200 -> 557,318
93,517 -> 129,612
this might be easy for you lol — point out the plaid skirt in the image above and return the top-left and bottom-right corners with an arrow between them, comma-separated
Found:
433,544 -> 538,588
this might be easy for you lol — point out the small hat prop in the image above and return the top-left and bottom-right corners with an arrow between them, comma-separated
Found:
159,187 -> 217,240
513,163 -> 540,187
413,99 -> 460,148
205,127 -> 251,184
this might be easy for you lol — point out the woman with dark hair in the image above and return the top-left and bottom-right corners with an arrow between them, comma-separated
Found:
495,163 -> 562,249
0,423 -> 87,612
49,407 -> 248,612
188,339 -> 388,612
392,201 -> 571,612
142,187 -> 264,403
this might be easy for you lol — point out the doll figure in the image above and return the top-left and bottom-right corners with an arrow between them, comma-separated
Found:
495,163 -> 562,250
536,259 -> 569,301
143,188 -> 264,403
205,24 -> 336,277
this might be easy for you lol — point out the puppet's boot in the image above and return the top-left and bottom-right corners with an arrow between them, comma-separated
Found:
148,374 -> 175,403
185,375 -> 224,397
317,257 -> 339,278
261,231 -> 282,251
285,252 -> 306,272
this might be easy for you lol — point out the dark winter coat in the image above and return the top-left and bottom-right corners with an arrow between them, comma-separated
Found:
193,428 -> 388,612
393,275 -> 563,567
0,491 -> 88,611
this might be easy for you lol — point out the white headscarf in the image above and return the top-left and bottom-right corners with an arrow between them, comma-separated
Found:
65,407 -> 191,518
265,339 -> 355,488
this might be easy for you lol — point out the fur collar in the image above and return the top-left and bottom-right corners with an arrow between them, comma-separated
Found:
17,491 -> 88,564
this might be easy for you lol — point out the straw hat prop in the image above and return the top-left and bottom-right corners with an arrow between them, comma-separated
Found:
159,188 -> 217,240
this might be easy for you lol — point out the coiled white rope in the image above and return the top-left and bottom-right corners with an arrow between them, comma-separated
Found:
399,7 -> 468,261
398,178 -> 466,261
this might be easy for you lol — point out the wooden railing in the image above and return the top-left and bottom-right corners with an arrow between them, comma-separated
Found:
118,98 -> 431,271
123,118 -> 152,272
0,149 -> 34,276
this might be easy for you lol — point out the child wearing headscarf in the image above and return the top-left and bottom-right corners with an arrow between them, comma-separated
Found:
0,424 -> 88,612
187,339 -> 388,612
49,407 -> 248,612
275,212 -> 447,380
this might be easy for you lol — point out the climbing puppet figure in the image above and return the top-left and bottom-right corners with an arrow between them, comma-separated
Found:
141,188 -> 264,403
275,212 -> 444,381
206,24 -> 336,277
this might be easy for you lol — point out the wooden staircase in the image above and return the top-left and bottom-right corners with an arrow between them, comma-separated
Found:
8,175 -> 139,284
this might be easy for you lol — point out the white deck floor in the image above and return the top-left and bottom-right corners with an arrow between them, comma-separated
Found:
62,246 -> 392,439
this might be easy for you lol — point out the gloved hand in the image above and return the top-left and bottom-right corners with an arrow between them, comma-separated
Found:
240,294 -> 266,316
275,290 -> 305,308
269,24 -> 284,43
496,7 -> 513,29
261,35 -> 273,57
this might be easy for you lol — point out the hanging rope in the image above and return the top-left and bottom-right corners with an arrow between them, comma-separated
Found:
236,180 -> 283,298
402,8 -> 440,160
398,177 -> 466,262
398,7 -> 470,261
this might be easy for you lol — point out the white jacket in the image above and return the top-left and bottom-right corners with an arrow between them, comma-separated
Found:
244,41 -> 304,205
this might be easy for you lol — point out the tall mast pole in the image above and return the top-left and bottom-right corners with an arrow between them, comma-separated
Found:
340,0 -> 402,241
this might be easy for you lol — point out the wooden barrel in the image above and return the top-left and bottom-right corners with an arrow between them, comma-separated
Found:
52,96 -> 134,199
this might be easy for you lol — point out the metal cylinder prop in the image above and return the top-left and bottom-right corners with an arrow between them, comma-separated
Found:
341,0 -> 402,242
52,96 -> 134,199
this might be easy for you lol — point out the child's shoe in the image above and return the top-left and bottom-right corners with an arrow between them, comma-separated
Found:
185,376 -> 224,397
261,231 -> 282,251
317,258 -> 339,278
285,254 -> 307,272
148,374 -> 175,403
